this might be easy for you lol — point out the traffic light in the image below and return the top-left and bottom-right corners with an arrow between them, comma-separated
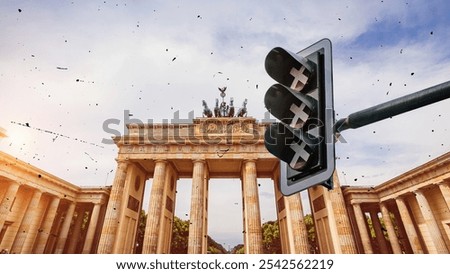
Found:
263,39 -> 335,195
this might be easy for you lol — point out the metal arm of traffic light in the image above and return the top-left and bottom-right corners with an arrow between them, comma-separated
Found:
335,80 -> 450,133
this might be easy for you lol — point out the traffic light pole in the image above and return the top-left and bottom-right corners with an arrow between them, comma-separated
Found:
334,80 -> 450,133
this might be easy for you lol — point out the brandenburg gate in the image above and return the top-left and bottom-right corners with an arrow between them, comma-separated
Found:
97,90 -> 316,254
97,113 -> 315,254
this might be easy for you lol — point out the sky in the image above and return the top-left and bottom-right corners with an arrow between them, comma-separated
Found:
1,0 -> 450,249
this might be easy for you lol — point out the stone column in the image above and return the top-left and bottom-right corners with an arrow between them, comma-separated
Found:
438,182 -> 450,211
66,207 -> 85,254
0,182 -> 20,231
33,196 -> 60,254
395,197 -> 423,254
201,169 -> 209,254
327,173 -> 357,254
82,203 -> 102,254
380,203 -> 402,253
54,202 -> 77,253
242,160 -> 264,254
142,160 -> 167,254
414,189 -> 449,253
285,194 -> 310,253
97,160 -> 129,254
369,210 -> 389,253
11,189 -> 42,254
188,160 -> 206,254
352,203 -> 373,254
20,195 -> 48,254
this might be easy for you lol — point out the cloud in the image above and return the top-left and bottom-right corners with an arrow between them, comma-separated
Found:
333,29 -> 450,186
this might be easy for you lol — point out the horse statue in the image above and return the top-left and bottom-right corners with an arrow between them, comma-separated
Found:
220,101 -> 228,117
237,99 -> 248,117
228,97 -> 235,117
202,100 -> 213,118
214,98 -> 220,117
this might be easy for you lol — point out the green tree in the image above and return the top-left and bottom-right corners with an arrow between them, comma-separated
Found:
170,216 -> 190,254
135,214 -> 229,254
304,214 -> 319,253
135,210 -> 147,254
262,221 -> 282,254
230,244 -> 244,254
231,221 -> 282,254
207,236 -> 227,254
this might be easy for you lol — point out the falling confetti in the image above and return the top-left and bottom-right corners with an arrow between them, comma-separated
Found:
11,121 -> 104,148
84,152 -> 97,162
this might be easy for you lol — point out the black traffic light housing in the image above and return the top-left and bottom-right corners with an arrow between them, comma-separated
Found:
263,39 -> 335,195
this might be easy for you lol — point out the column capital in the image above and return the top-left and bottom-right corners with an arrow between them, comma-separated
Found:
243,158 -> 257,164
91,201 -> 103,206
33,188 -> 43,194
65,200 -> 77,206
350,201 -> 361,206
8,180 -> 22,187
192,158 -> 206,164
380,200 -> 389,206
413,188 -> 424,196
45,193 -> 63,200
154,158 -> 167,164
115,158 -> 129,164
115,159 -> 130,172
437,180 -> 450,187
